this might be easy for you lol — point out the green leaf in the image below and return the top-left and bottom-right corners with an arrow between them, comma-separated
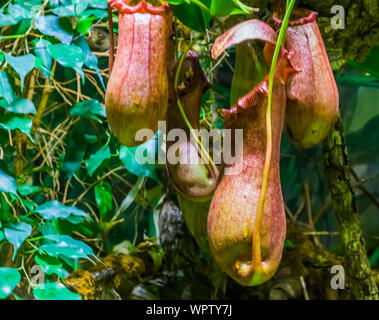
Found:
77,17 -> 94,35
48,44 -> 85,83
38,234 -> 99,263
34,254 -> 69,279
85,145 -> 111,177
35,201 -> 89,222
73,35 -> 105,89
51,0 -> 90,16
348,46 -> 379,80
14,0 -> 42,11
35,15 -> 73,45
336,71 -> 379,88
117,176 -> 145,217
34,39 -> 53,80
0,169 -> 18,196
60,121 -> 87,177
39,221 -> 60,237
63,134 -> 86,180
0,4 -> 33,28
4,221 -> 32,260
3,53 -> 35,92
0,71 -> 14,104
70,99 -> 106,122
89,0 -> 108,9
8,4 -> 34,19
119,136 -> 159,183
346,114 -> 379,163
33,282 -> 81,300
0,193 -> 11,223
210,0 -> 253,16
0,96 -> 36,114
34,56 -> 53,81
94,182 -> 113,219
166,0 -> 184,4
284,239 -> 294,248
0,14 -> 19,29
0,113 -> 33,142
17,184 -> 40,197
171,1 -> 210,32
81,8 -> 107,19
0,268 -> 21,299
85,134 -> 98,144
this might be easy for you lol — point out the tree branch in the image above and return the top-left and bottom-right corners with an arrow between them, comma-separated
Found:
322,115 -> 378,300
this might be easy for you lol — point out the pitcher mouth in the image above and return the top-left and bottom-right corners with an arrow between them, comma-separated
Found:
108,0 -> 170,15
272,8 -> 318,27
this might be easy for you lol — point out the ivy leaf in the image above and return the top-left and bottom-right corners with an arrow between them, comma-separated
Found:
119,135 -> 159,183
35,201 -> 89,222
35,15 -> 73,45
63,122 -> 87,180
17,184 -> 40,197
88,0 -> 108,9
0,193 -> 11,223
0,13 -> 19,29
34,39 -> 53,80
0,169 -> 18,196
0,113 -> 33,142
48,44 -> 85,83
0,4 -> 33,28
77,17 -> 94,35
85,134 -> 98,144
8,4 -> 34,19
14,0 -> 43,11
63,144 -> 84,180
4,221 -> 32,260
38,234 -> 99,263
70,99 -> 106,122
0,71 -> 14,104
33,282 -> 81,300
85,145 -> 111,177
73,35 -> 105,89
94,182 -> 112,220
34,254 -> 69,279
81,9 -> 108,19
51,0 -> 90,16
3,53 -> 35,92
0,268 -> 21,299
34,57 -> 53,81
0,96 -> 36,114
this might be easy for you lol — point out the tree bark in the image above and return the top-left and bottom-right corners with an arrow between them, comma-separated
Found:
323,116 -> 378,300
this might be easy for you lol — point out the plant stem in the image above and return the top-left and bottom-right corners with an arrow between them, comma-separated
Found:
252,0 -> 296,273
107,3 -> 115,74
0,34 -> 26,40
